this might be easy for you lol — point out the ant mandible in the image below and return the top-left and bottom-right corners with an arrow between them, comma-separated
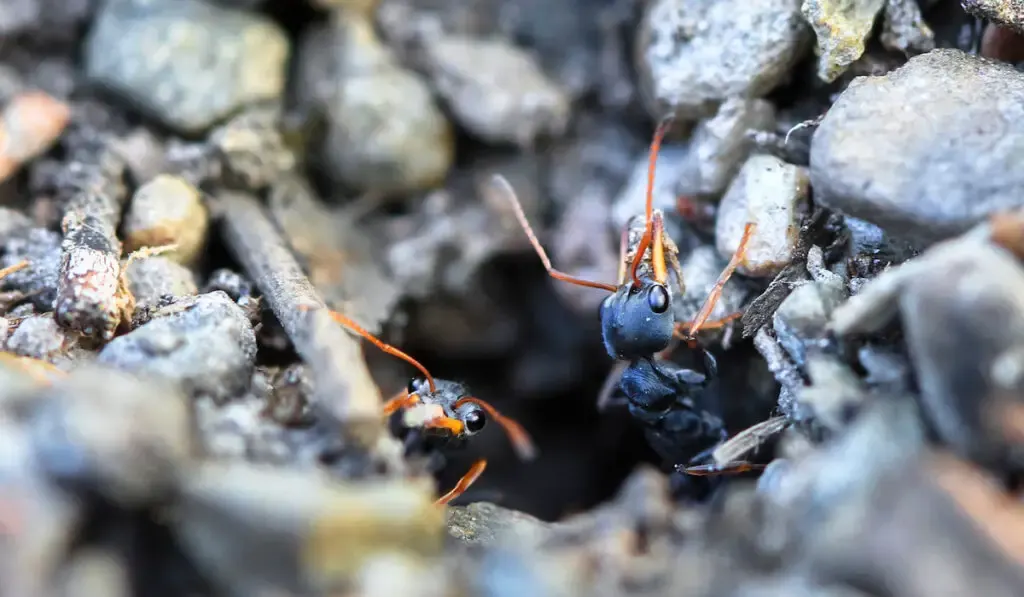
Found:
491,115 -> 756,477
310,307 -> 536,505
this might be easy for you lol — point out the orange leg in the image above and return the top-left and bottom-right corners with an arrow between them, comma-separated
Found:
681,461 -> 766,476
0,260 -> 27,281
673,311 -> 743,339
685,223 -> 756,340
436,459 -> 487,505
382,388 -> 420,416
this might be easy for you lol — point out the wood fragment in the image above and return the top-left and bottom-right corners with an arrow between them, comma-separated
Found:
218,191 -> 383,447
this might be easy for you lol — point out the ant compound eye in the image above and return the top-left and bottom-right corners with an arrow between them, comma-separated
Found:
647,284 -> 670,314
464,409 -> 486,433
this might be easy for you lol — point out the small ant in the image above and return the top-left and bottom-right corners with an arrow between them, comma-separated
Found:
492,115 -> 756,478
312,307 -> 536,505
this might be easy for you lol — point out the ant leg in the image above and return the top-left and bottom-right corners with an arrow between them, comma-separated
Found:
680,461 -> 766,477
383,389 -> 420,416
489,175 -> 617,293
685,223 -> 756,339
0,260 -> 28,281
673,312 -> 743,339
436,459 -> 487,505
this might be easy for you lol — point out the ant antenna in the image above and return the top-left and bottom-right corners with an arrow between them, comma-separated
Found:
301,305 -> 437,393
489,174 -> 617,293
628,115 -> 675,289
455,396 -> 537,461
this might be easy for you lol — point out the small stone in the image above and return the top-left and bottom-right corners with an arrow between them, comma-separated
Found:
5,314 -> 79,364
208,106 -> 297,191
446,502 -> 553,548
716,155 -> 810,277
98,291 -> 257,401
1,227 -> 61,311
801,0 -> 887,82
810,49 -> 1024,243
880,0 -> 936,54
296,16 -> 453,195
122,175 -> 209,266
29,366 -> 192,508
125,256 -> 199,308
0,206 -> 31,246
84,0 -> 289,134
203,268 -> 253,301
772,276 -> 846,367
420,35 -> 570,147
962,0 -> 1024,37
677,98 -> 777,201
636,0 -> 810,120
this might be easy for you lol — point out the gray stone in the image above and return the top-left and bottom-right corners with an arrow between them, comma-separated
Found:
125,256 -> 199,308
5,314 -> 79,364
636,0 -> 810,121
962,0 -> 1024,37
296,17 -> 453,195
420,35 -> 570,147
2,227 -> 61,311
716,155 -> 810,277
677,98 -> 777,200
84,0 -> 289,134
810,50 -> 1024,243
98,291 -> 257,401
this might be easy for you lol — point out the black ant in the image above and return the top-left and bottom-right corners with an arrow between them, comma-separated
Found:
314,307 -> 536,505
491,116 -> 756,479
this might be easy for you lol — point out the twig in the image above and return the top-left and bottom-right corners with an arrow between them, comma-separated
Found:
218,191 -> 383,447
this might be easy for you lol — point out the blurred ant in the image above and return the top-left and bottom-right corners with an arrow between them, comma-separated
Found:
313,307 -> 536,505
491,115 -> 756,479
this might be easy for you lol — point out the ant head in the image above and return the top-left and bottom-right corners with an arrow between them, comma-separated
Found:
600,277 -> 675,360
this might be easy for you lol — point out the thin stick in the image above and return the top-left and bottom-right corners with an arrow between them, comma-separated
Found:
219,191 -> 383,446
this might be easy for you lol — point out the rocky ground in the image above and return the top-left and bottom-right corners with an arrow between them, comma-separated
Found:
0,0 -> 1022,596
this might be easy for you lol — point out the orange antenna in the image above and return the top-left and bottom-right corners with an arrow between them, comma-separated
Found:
455,396 -> 537,461
490,175 -> 617,293
629,116 -> 674,288
302,305 -> 437,393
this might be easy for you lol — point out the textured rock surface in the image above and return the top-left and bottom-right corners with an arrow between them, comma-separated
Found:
810,49 -> 1024,243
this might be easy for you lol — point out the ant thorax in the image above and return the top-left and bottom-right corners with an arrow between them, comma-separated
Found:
407,377 -> 470,417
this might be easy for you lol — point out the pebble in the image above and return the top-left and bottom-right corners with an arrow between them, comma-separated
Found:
420,35 -> 570,147
171,463 -> 444,595
810,49 -> 1024,244
772,275 -> 846,368
208,106 -> 297,191
122,175 -> 209,266
0,206 -> 31,245
202,268 -> 253,301
636,0 -> 810,121
899,243 -> 1024,465
716,154 -> 810,278
296,16 -> 453,195
963,0 -> 1024,37
1,227 -> 62,312
880,0 -> 936,54
801,0 -> 886,82
125,255 -> 199,308
28,366 -> 192,508
84,0 -> 289,134
5,314 -> 80,365
677,98 -> 777,201
97,291 -> 257,401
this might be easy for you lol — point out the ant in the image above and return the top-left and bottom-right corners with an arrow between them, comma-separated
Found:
312,306 -> 537,505
491,115 -> 756,481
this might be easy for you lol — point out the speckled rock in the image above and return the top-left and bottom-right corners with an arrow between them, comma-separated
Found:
716,154 -> 810,277
296,16 -> 453,195
98,291 -> 257,401
1,227 -> 61,311
125,256 -> 199,308
637,0 -> 810,121
84,0 -> 289,134
810,49 -> 1024,243
801,0 -> 886,82
677,97 -> 777,200
420,35 -> 570,147
963,0 -> 1024,37
122,175 -> 209,266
